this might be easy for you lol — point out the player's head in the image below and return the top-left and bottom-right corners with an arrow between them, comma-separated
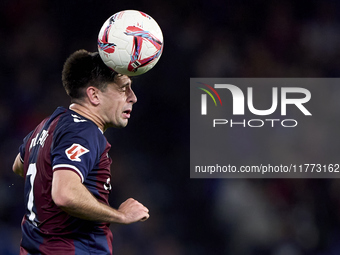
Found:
62,49 -> 118,100
62,50 -> 137,129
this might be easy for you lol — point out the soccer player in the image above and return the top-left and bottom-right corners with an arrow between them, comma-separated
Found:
12,49 -> 149,255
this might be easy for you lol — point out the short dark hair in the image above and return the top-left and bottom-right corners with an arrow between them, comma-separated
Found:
62,49 -> 118,99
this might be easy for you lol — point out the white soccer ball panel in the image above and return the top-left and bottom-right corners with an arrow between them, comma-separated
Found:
97,10 -> 163,76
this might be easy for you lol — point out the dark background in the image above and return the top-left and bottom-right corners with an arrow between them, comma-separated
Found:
1,0 -> 340,254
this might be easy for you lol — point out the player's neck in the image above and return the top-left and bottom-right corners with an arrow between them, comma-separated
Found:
69,103 -> 105,132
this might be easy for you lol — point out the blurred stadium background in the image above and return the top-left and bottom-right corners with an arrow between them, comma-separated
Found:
1,0 -> 340,254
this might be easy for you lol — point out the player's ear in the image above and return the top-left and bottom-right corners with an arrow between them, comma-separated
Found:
86,86 -> 100,106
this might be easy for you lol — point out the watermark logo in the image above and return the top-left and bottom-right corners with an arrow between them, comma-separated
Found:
197,82 -> 223,115
190,78 -> 335,179
200,84 -> 311,116
197,82 -> 312,128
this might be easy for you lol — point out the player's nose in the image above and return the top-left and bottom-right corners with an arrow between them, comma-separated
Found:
128,89 -> 137,104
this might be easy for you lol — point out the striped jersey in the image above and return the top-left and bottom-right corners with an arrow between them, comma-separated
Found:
18,107 -> 113,255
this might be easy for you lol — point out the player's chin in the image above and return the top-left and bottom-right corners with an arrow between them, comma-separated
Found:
113,120 -> 129,129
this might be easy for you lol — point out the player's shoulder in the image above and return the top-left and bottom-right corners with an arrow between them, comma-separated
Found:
60,108 -> 99,130
53,107 -> 104,143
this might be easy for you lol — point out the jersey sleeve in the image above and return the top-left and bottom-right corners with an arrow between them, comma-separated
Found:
51,121 -> 104,183
19,130 -> 34,163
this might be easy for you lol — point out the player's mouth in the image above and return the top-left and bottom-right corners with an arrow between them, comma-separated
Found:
122,109 -> 132,119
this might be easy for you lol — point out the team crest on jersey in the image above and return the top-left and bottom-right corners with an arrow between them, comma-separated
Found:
65,143 -> 89,162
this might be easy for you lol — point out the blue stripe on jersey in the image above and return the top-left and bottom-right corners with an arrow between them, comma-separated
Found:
21,219 -> 44,253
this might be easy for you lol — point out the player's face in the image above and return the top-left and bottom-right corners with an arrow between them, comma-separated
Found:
100,75 -> 137,129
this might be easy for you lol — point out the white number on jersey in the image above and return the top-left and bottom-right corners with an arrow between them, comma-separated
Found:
27,163 -> 38,226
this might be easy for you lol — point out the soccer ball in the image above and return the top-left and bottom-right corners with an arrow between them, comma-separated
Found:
98,10 -> 164,76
